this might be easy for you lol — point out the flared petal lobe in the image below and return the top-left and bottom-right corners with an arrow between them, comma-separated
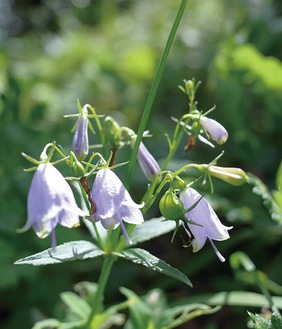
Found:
91,168 -> 144,231
180,187 -> 231,261
23,163 -> 86,238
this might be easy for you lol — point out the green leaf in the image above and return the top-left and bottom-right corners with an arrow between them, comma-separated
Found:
248,173 -> 282,224
233,44 -> 282,91
174,291 -> 282,309
60,291 -> 91,320
14,240 -> 105,266
114,248 -> 192,286
276,162 -> 282,191
32,318 -> 61,329
247,312 -> 271,329
130,217 -> 176,245
271,313 -> 282,329
120,287 -> 154,329
163,304 -> 221,329
90,313 -> 125,329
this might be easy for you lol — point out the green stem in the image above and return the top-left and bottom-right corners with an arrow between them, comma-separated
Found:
86,255 -> 116,328
161,116 -> 191,171
126,0 -> 188,189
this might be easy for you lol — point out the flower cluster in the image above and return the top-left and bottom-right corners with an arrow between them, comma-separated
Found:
21,81 -> 248,264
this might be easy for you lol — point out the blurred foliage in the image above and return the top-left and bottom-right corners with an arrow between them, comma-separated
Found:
0,0 -> 282,328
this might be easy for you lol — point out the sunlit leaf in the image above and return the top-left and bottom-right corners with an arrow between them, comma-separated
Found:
60,291 -> 91,320
14,240 -> 104,266
120,287 -> 153,329
130,217 -> 175,245
114,248 -> 192,286
176,291 -> 282,309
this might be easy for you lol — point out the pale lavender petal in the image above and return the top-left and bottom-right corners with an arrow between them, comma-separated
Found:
133,141 -> 161,182
119,204 -> 144,225
23,163 -> 86,239
180,187 -> 231,256
72,114 -> 89,160
100,213 -> 121,230
200,117 -> 228,144
91,168 -> 144,235
91,168 -> 124,224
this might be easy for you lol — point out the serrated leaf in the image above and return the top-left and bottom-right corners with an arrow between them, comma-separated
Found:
247,312 -> 271,329
271,313 -> 282,329
114,248 -> 192,286
60,291 -> 91,320
130,217 -> 175,245
14,240 -> 104,266
248,173 -> 282,224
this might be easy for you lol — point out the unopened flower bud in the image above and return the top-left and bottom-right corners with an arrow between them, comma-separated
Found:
72,111 -> 89,160
159,190 -> 184,221
131,140 -> 161,182
207,165 -> 249,186
103,116 -> 121,146
199,117 -> 228,145
185,80 -> 194,98
69,152 -> 86,178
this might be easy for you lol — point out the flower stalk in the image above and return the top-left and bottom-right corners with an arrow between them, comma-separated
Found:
126,0 -> 188,188
85,255 -> 117,328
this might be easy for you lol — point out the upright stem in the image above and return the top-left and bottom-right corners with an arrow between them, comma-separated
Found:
126,0 -> 188,189
85,255 -> 116,328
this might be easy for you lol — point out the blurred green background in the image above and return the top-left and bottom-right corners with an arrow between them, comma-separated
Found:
0,0 -> 282,328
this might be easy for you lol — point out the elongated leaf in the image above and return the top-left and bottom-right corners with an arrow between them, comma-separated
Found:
15,240 -> 104,266
173,291 -> 282,309
130,217 -> 175,245
120,287 -> 153,329
32,319 -> 61,329
114,248 -> 192,286
60,291 -> 91,320
164,304 -> 221,329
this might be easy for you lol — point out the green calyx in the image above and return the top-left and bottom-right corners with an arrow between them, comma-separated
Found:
159,190 -> 184,221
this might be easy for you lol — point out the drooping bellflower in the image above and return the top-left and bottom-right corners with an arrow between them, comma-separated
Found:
179,187 -> 232,262
131,140 -> 161,182
90,168 -> 144,243
21,163 -> 86,246
72,111 -> 89,160
199,116 -> 228,145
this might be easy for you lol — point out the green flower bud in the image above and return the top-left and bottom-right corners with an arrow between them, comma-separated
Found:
69,152 -> 85,178
185,79 -> 194,98
103,116 -> 121,146
159,190 -> 184,221
199,165 -> 249,186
